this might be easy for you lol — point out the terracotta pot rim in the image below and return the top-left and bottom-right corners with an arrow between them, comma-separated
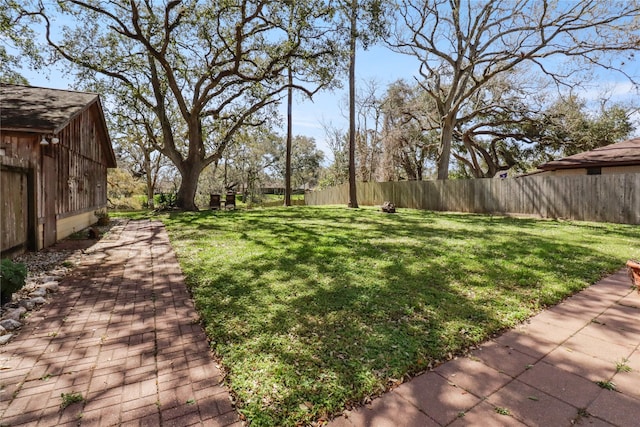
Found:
627,259 -> 640,269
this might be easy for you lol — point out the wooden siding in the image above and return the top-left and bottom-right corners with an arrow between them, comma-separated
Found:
54,108 -> 109,217
1,167 -> 29,253
0,133 -> 39,168
305,174 -> 640,225
0,133 -> 39,254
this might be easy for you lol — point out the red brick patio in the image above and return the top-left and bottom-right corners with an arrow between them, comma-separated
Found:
0,220 -> 240,427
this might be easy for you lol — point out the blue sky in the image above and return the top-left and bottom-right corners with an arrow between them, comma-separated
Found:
280,45 -> 422,152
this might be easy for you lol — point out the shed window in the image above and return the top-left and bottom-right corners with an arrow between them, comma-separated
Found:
586,167 -> 601,175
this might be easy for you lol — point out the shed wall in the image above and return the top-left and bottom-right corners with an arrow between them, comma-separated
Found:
55,108 -> 109,217
1,133 -> 39,254
1,104 -> 111,253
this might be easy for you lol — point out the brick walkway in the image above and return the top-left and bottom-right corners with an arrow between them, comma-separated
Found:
329,269 -> 640,427
0,220 -> 240,427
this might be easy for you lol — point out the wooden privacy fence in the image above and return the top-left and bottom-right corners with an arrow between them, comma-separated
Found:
260,199 -> 306,208
304,174 -> 640,225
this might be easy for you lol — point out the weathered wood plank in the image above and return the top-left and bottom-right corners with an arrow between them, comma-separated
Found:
1,169 -> 28,251
305,174 -> 640,224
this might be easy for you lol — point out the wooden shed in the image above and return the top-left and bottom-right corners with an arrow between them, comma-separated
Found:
0,83 -> 116,256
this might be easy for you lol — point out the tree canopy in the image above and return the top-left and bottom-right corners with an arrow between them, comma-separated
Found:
5,0 -> 640,197
0,0 -> 42,84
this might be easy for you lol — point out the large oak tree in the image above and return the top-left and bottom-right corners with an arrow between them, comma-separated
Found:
36,0 -> 337,210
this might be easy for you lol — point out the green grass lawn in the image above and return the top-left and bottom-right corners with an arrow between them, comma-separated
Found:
151,206 -> 638,426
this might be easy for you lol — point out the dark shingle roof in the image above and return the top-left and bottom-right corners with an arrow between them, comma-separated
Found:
0,83 -> 116,167
0,83 -> 99,133
538,138 -> 640,171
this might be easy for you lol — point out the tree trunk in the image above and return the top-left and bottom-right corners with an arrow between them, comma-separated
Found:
174,117 -> 206,211
223,157 -> 228,191
437,116 -> 455,180
145,170 -> 155,209
347,0 -> 358,208
143,150 -> 155,209
176,164 -> 202,211
284,67 -> 293,207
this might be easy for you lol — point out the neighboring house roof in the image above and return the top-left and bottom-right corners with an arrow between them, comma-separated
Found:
0,83 -> 116,167
538,138 -> 640,171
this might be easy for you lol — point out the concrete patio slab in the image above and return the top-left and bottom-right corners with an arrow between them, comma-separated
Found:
543,346 -> 616,383
516,361 -> 602,408
338,392 -> 439,427
468,341 -> 539,378
394,372 -> 481,425
562,332 -> 635,364
434,357 -> 512,398
486,379 -> 577,426
448,401 -> 528,427
492,329 -> 559,359
587,389 -> 640,426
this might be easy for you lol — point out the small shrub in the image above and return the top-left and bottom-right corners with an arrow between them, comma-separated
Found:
0,258 -> 27,305
157,192 -> 177,209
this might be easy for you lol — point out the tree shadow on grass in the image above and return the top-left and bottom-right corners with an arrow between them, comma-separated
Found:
165,207 -> 640,426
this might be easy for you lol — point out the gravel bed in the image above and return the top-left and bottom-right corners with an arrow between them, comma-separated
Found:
1,218 -> 127,318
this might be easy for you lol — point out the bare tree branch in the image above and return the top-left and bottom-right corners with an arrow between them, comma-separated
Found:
391,0 -> 640,178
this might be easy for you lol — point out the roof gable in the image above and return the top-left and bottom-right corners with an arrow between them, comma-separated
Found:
1,83 -> 116,168
0,83 -> 100,133
538,138 -> 640,171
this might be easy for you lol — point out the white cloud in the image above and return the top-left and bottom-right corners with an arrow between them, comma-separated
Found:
579,80 -> 639,102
